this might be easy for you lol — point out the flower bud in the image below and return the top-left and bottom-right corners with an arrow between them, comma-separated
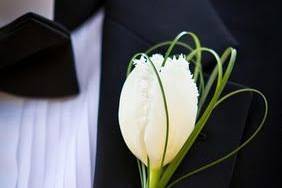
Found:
118,54 -> 198,169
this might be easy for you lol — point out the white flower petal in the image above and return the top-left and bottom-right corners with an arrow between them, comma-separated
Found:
119,54 -> 198,168
118,58 -> 153,165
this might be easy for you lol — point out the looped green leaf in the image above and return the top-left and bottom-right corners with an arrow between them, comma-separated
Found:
166,88 -> 268,188
159,47 -> 227,188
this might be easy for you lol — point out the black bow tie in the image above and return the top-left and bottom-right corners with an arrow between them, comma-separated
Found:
0,13 -> 79,97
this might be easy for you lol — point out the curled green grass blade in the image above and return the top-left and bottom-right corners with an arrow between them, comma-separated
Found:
146,32 -> 201,77
159,48 -> 232,188
145,40 -> 205,100
162,32 -> 190,67
186,47 -> 223,95
142,162 -> 147,188
166,88 -> 268,188
145,41 -> 193,55
137,159 -> 145,188
146,55 -> 170,168
126,53 -> 145,77
198,47 -> 234,114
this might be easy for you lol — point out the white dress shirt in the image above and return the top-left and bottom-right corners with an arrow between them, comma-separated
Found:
0,9 -> 104,188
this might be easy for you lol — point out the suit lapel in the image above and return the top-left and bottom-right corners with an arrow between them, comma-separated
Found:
171,83 -> 253,188
106,0 -> 238,63
94,16 -> 150,188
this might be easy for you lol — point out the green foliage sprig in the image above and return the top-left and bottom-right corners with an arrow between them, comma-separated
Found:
126,32 -> 268,188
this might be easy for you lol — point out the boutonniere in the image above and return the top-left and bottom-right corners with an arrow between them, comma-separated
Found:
118,32 -> 268,188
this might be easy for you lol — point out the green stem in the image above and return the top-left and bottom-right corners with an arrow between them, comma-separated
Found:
149,168 -> 161,188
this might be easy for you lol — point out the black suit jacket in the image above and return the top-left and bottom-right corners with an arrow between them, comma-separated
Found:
91,0 -> 282,188
49,0 -> 273,187
55,0 -> 281,187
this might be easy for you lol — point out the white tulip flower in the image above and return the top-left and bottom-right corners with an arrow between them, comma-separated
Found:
118,54 -> 198,169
